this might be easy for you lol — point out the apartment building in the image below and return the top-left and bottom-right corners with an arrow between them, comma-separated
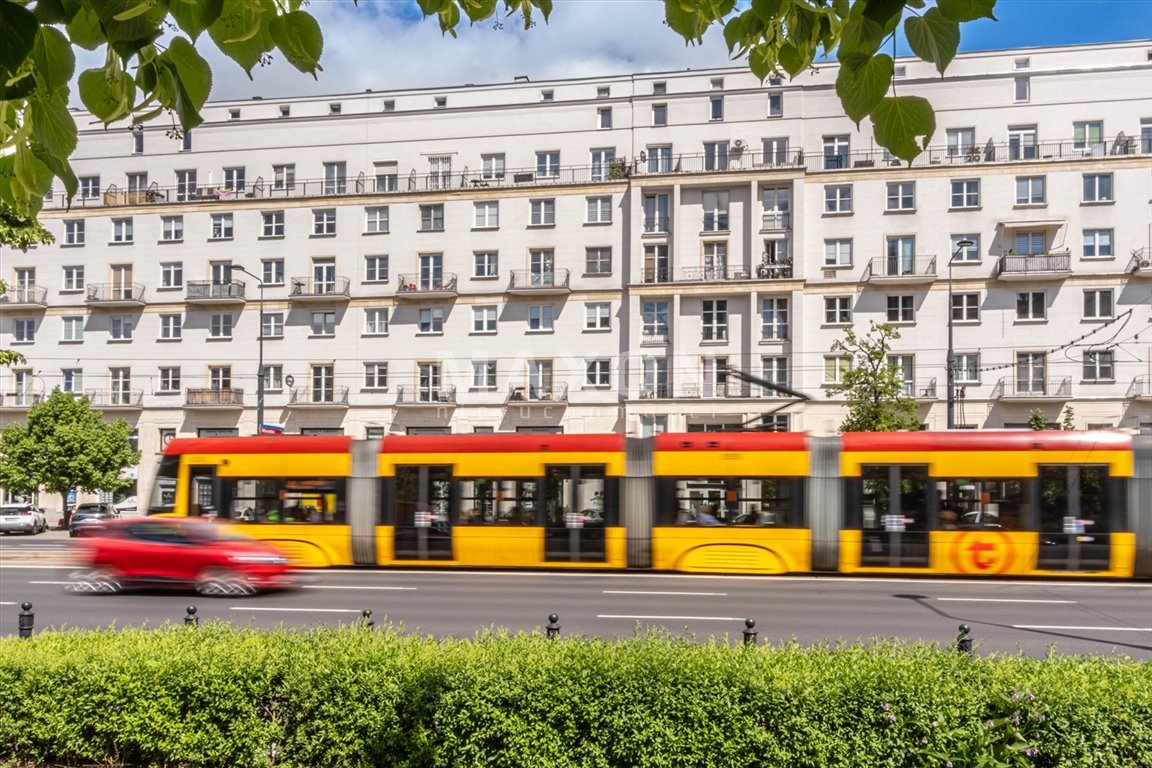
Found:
2,40 -> 1150,499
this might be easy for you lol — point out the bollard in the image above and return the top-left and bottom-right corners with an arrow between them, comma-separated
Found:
361,609 -> 374,628
955,623 -> 973,656
18,602 -> 34,639
546,613 -> 561,639
742,618 -> 758,646
184,605 -> 199,627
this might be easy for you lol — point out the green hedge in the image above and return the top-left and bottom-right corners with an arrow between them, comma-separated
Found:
0,626 -> 1148,768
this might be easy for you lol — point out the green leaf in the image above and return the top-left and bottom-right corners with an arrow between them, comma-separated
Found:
722,13 -> 746,54
750,0 -> 786,23
438,2 -> 461,34
31,26 -> 76,93
13,146 -> 53,202
91,0 -> 167,58
77,67 -> 133,123
208,0 -> 275,75
748,44 -> 775,81
777,41 -> 806,77
460,0 -> 499,24
0,1 -> 38,80
664,0 -> 709,43
159,37 -> 211,130
870,94 -> 936,162
33,0 -> 76,24
861,0 -> 905,28
836,53 -> 892,125
937,0 -> 997,22
905,0 -> 926,7
836,3 -> 885,71
30,141 -> 79,203
904,8 -> 959,75
65,6 -> 106,50
269,10 -> 323,75
169,0 -> 224,40
29,91 -> 78,159
0,71 -> 36,100
113,1 -> 158,21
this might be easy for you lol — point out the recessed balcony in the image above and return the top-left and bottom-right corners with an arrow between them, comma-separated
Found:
395,273 -> 459,301
186,281 -> 247,306
85,283 -> 146,308
507,269 -> 571,296
1128,248 -> 1152,278
0,286 -> 47,309
85,389 -> 144,409
184,388 -> 245,409
760,211 -> 791,233
995,252 -> 1072,281
394,385 -> 457,407
288,277 -> 351,303
505,383 -> 569,404
991,376 -> 1072,402
287,386 -> 350,408
634,386 -> 672,400
679,266 -> 753,282
1128,376 -> 1152,401
866,256 -> 938,285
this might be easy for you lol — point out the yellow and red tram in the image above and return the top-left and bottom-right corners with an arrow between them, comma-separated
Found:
148,430 -> 1151,578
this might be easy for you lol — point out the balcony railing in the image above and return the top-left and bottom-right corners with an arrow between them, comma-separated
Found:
1128,247 -> 1152,277
396,273 -> 458,297
641,331 -> 669,345
85,389 -> 144,408
186,281 -> 246,302
761,211 -> 791,230
911,379 -> 937,400
866,255 -> 937,282
754,262 -> 794,280
1,392 -> 43,408
288,277 -> 351,300
678,384 -> 760,399
641,268 -> 672,284
505,383 -> 569,403
636,386 -> 672,400
680,266 -> 752,282
85,283 -> 146,305
288,385 -> 350,406
0,285 -> 47,307
185,387 -> 244,407
395,385 -> 457,406
1128,376 -> 1152,399
996,252 -> 1072,278
991,376 -> 1072,400
507,269 -> 571,293
643,216 -> 670,233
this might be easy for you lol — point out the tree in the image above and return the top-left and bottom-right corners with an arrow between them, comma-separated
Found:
0,388 -> 140,512
827,322 -> 920,432
0,0 -> 995,216
1027,409 -> 1049,430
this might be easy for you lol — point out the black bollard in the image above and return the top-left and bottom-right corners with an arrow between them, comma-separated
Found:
18,602 -> 34,639
361,609 -> 374,628
742,618 -> 758,646
546,613 -> 561,639
184,605 -> 199,627
955,623 -> 973,656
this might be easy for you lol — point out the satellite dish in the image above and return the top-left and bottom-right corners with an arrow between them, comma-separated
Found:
284,374 -> 295,387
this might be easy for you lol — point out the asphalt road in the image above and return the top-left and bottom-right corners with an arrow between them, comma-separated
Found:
1,546 -> 1148,657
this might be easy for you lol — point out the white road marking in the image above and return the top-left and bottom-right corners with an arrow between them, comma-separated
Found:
603,590 -> 728,596
302,585 -> 417,591
1013,625 -> 1152,632
597,614 -> 744,622
229,607 -> 364,614
28,580 -> 72,586
0,601 -> 15,606
938,598 -> 1077,604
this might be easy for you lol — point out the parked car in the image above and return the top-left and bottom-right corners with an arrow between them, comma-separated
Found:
113,496 -> 138,515
0,504 -> 49,535
67,517 -> 299,596
68,503 -> 118,537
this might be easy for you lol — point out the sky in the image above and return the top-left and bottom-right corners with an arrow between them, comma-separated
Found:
169,0 -> 1152,102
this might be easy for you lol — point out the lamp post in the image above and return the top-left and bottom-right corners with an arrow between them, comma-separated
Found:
233,265 -> 265,434
947,239 -> 976,430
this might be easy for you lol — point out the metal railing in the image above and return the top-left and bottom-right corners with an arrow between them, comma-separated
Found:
85,283 -> 145,303
395,385 -> 457,405
867,255 -> 937,279
186,281 -> 246,301
1,393 -> 43,407
754,263 -> 794,280
761,211 -> 791,230
85,389 -> 144,407
678,384 -> 761,399
996,252 -> 1072,276
642,216 -> 670,233
288,385 -> 350,405
636,386 -> 672,399
641,331 -> 669,345
0,286 -> 47,306
641,268 -> 672,284
289,276 -> 351,298
396,273 -> 458,295
991,376 -> 1072,399
911,379 -> 938,400
508,269 -> 570,290
1128,376 -> 1151,398
185,387 -> 244,406
1128,247 -> 1151,275
505,383 -> 569,403
680,266 -> 752,282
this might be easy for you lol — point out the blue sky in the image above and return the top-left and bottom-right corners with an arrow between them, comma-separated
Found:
191,0 -> 1152,100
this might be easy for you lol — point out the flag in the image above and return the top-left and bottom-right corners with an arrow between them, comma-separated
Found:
259,424 -> 284,435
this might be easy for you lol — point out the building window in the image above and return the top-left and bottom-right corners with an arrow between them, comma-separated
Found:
946,128 -> 976,158
886,181 -> 915,211
474,251 -> 498,278
472,305 -> 497,333
703,141 -> 728,171
364,308 -> 389,335
481,153 -> 505,181
228,108 -> 240,120
824,239 -> 853,267
62,316 -> 84,342
642,300 -> 669,341
14,318 -> 35,343
950,179 -> 980,208
363,362 -> 388,390
365,206 -> 389,234
1015,176 -> 1046,205
262,259 -> 285,286
418,307 -> 444,334
1083,289 -> 1113,320
762,136 -> 789,165
952,293 -> 979,322
112,218 -> 133,243
823,135 -> 850,169
1014,76 -> 1030,102
529,198 -> 555,226
824,356 -> 852,384
364,255 -> 389,283
222,166 -> 245,191
1008,125 -> 1037,160
1083,350 -> 1114,382
646,144 -> 673,173
824,184 -> 852,213
1083,229 -> 1113,258
310,310 -> 336,336
63,265 -> 84,291
584,302 -> 611,330
110,315 -> 133,340
536,151 -> 560,178
585,246 -> 612,275
158,367 -> 180,392
64,219 -> 85,245
586,196 -> 612,224
709,95 -> 724,121
312,208 -> 337,235
159,313 -> 182,340
642,358 -> 670,399
208,313 -> 233,339
597,107 -> 612,129
1016,291 -> 1046,321
539,89 -> 553,101
132,129 -> 143,154
762,356 -> 788,390
59,369 -> 82,394
886,295 -> 915,323
761,297 -> 789,340
474,201 -> 499,229
592,149 -> 617,184
210,213 -> 234,239
260,210 -> 284,238
825,296 -> 852,324
208,366 -> 232,391
427,155 -> 452,189
160,216 -> 183,242
1082,173 -> 1113,203
80,176 -> 100,199
955,353 -> 980,384
433,96 -> 446,109
419,204 -> 445,232
258,364 -> 282,392
261,312 -> 284,339
702,299 -> 728,341
767,92 -> 783,117
652,103 -> 668,126
272,164 -> 295,191
374,161 -> 398,191
1073,120 -> 1104,151
951,234 -> 981,262
586,359 -> 611,388
888,355 -> 916,396
643,193 -> 670,232
323,161 -> 347,194
528,304 -> 554,332
472,361 -> 497,390
644,243 -> 670,283
702,190 -> 729,231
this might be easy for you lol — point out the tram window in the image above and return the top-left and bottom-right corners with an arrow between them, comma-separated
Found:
861,466 -> 928,531
664,477 -> 803,527
938,478 -> 1026,531
458,478 -> 537,525
224,478 -> 347,524
1039,465 -> 1112,534
149,455 -> 179,513
545,465 -> 609,527
396,466 -> 451,527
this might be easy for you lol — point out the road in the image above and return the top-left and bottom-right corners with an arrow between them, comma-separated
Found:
1,539 -> 1148,657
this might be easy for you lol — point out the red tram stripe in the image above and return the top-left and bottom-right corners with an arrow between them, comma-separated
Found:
653,432 -> 809,452
165,436 -> 353,455
841,431 -> 1133,453
380,433 -> 625,454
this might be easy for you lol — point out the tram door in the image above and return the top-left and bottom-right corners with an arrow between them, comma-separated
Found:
859,465 -> 930,567
187,465 -> 219,518
392,465 -> 454,560
1037,465 -> 1115,571
544,465 -> 610,562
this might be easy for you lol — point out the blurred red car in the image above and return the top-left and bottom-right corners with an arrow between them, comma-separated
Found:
68,517 -> 299,596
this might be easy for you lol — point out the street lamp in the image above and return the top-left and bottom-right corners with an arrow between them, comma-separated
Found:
232,265 -> 265,434
947,239 -> 976,430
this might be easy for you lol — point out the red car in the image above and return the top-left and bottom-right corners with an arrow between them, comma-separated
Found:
68,517 -> 299,596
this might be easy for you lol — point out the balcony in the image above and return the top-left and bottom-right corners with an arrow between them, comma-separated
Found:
754,262 -> 794,280
866,256 -> 937,285
760,211 -> 791,232
678,384 -> 758,399
995,251 -> 1072,281
288,386 -> 350,408
641,331 -> 669,346
910,379 -> 937,401
0,286 -> 47,309
186,281 -> 247,306
635,386 -> 672,400
641,268 -> 673,284
1,392 -> 43,408
507,269 -> 571,296
288,277 -> 351,303
1128,376 -> 1152,401
85,389 -> 144,409
85,283 -> 146,308
642,216 -> 670,234
991,376 -> 1072,402
505,383 -> 569,404
394,385 -> 457,407
184,388 -> 245,409
395,273 -> 459,301
679,266 -> 752,282
1128,248 -> 1152,278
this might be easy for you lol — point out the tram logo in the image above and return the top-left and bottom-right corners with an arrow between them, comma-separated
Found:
952,531 -> 1016,574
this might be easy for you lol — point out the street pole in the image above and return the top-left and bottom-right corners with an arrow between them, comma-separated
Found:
234,266 -> 265,435
947,239 -> 975,430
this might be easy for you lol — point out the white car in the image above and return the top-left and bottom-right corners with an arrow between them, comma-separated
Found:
113,496 -> 138,515
0,504 -> 49,535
